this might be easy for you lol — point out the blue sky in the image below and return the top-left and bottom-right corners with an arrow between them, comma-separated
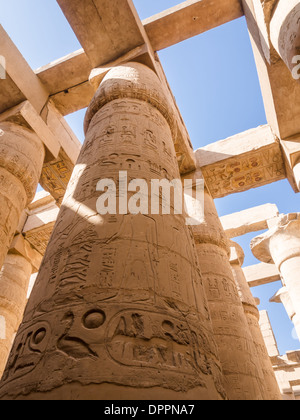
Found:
1,0 -> 299,354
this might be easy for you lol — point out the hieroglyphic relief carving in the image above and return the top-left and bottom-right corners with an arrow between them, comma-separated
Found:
202,145 -> 286,199
0,63 -> 225,400
40,149 -> 75,206
24,223 -> 55,255
190,189 -> 265,400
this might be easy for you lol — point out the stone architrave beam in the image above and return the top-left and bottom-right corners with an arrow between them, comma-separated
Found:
20,192 -> 59,256
242,0 -> 300,192
143,0 -> 244,51
196,125 -> 286,198
56,0 -> 196,174
0,26 -> 82,202
0,25 -> 48,116
56,0 -> 147,68
220,203 -> 279,238
243,263 -> 281,287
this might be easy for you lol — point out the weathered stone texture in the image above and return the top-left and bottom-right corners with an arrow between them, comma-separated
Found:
0,63 -> 225,400
0,254 -> 32,378
0,122 -> 45,270
192,188 -> 264,400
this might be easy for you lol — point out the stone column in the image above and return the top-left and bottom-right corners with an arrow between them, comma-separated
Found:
270,0 -> 300,78
0,63 -> 226,400
0,253 -> 32,378
0,122 -> 45,269
270,287 -> 298,339
191,186 -> 264,400
251,213 -> 300,341
229,241 -> 281,400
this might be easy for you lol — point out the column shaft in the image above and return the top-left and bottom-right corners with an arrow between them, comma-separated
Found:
193,189 -> 264,400
251,214 -> 300,342
0,254 -> 32,378
230,242 -> 281,400
280,256 -> 300,340
0,63 -> 225,400
0,123 -> 45,269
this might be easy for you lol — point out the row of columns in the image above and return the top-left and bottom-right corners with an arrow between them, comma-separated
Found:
0,61 -> 296,400
0,121 -> 45,379
251,214 -> 300,342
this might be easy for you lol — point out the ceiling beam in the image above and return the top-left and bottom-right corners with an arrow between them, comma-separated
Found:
196,125 -> 286,198
56,0 -> 147,67
143,0 -> 244,51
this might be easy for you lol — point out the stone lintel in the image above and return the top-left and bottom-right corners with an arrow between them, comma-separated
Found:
143,0 -> 244,51
0,24 -> 49,116
39,148 -> 75,206
242,0 -> 300,194
18,192 -> 58,257
243,262 -> 281,287
23,201 -> 59,234
196,125 -> 286,198
220,203 -> 279,238
56,0 -> 146,68
9,234 -> 43,273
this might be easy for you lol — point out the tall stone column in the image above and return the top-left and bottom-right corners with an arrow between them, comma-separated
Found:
0,122 -> 45,269
191,186 -> 264,400
270,287 -> 297,338
0,63 -> 226,400
229,241 -> 281,400
0,253 -> 32,378
251,214 -> 300,341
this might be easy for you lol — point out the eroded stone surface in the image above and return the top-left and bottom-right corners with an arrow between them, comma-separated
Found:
191,188 -> 265,400
229,241 -> 282,400
0,122 -> 45,270
0,254 -> 32,378
0,63 -> 225,400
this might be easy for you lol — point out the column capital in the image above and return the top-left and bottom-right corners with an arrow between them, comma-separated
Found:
229,241 -> 245,266
251,213 -> 300,269
270,286 -> 296,321
0,121 -> 45,204
84,62 -> 175,136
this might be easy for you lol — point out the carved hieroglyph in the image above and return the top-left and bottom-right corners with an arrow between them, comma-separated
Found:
201,143 -> 285,199
0,254 -> 32,378
191,187 -> 265,400
0,122 -> 45,270
229,241 -> 282,400
40,149 -> 75,206
0,63 -> 226,400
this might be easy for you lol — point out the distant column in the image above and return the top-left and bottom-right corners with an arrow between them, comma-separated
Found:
252,214 -> 300,341
229,241 -> 281,400
0,122 -> 45,269
191,186 -> 264,400
0,254 -> 32,378
270,287 -> 298,339
0,63 -> 225,400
